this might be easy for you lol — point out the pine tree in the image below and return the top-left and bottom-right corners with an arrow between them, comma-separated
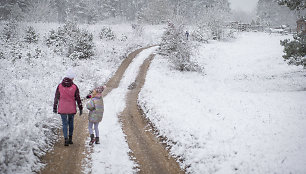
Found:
280,34 -> 306,66
1,20 -> 18,42
278,0 -> 306,68
24,26 -> 38,43
277,0 -> 306,11
99,27 -> 116,40
45,22 -> 95,59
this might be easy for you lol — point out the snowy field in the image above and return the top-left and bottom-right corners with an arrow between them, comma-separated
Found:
0,22 -> 163,173
139,32 -> 306,174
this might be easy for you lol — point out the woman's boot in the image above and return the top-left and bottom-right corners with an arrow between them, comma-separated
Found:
64,138 -> 69,146
68,136 -> 73,144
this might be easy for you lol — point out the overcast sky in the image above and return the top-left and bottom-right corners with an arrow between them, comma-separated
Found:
228,0 -> 259,13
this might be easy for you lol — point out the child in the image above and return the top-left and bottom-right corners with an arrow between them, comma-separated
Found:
86,85 -> 105,145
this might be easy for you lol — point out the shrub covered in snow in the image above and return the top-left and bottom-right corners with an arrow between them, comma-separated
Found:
0,23 -> 40,61
24,26 -> 39,43
0,22 -> 95,173
120,34 -> 128,42
191,27 -> 209,43
223,29 -> 237,40
1,20 -> 19,42
0,40 -> 61,173
99,26 -> 116,40
132,23 -> 144,37
45,22 -> 94,59
159,22 -> 202,72
69,30 -> 94,60
280,33 -> 306,67
191,23 -> 236,42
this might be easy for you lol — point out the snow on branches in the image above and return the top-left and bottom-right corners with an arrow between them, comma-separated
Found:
45,22 -> 94,60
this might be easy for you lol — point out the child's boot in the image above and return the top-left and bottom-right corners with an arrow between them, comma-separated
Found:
95,137 -> 100,144
64,138 -> 69,146
68,136 -> 73,144
89,134 -> 95,145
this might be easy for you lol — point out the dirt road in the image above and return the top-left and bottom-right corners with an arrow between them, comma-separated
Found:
39,47 -> 183,174
120,54 -> 184,174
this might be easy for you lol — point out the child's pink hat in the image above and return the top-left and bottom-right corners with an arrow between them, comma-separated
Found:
95,85 -> 106,93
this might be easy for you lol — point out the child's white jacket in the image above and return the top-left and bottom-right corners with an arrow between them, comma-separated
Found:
86,95 -> 104,123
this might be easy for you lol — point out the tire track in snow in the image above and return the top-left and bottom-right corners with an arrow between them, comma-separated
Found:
119,50 -> 184,174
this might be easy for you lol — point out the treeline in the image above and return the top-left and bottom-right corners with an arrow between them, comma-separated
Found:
0,0 -> 230,24
256,0 -> 302,27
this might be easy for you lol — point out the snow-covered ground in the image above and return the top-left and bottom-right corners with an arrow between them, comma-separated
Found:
0,22 -> 163,173
139,32 -> 306,174
86,46 -> 158,174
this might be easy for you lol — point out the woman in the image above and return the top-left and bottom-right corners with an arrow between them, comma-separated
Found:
53,69 -> 83,146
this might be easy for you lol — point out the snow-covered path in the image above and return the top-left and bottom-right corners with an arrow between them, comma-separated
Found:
139,32 -> 306,174
86,46 -> 158,174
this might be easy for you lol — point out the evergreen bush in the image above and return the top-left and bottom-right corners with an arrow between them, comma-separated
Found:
24,26 -> 39,43
69,30 -> 94,59
120,34 -> 128,42
1,20 -> 18,42
132,24 -> 144,37
280,34 -> 306,67
99,27 -> 115,40
191,28 -> 209,43
45,22 -> 94,59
